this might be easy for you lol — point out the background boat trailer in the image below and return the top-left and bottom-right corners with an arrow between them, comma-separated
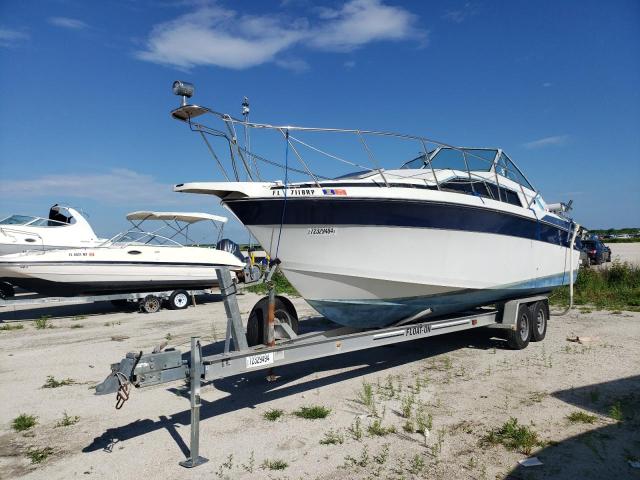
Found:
0,288 -> 218,313
95,266 -> 550,468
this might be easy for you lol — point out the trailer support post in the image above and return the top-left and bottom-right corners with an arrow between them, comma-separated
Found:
179,337 -> 208,468
218,268 -> 249,352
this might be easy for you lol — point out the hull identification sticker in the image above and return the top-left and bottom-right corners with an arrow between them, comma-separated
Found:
246,352 -> 274,369
307,227 -> 337,236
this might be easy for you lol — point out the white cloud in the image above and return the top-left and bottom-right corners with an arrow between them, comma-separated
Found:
523,134 -> 570,149
344,60 -> 356,69
275,57 -> 310,72
0,27 -> 29,47
136,0 -> 425,70
542,82 -> 552,87
308,0 -> 423,51
442,2 -> 478,23
0,169 -> 199,206
48,17 -> 89,30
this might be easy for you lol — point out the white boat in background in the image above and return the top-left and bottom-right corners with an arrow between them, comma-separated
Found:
0,204 -> 104,256
167,81 -> 581,329
0,211 -> 245,297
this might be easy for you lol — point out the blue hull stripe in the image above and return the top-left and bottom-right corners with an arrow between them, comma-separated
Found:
225,198 -> 574,248
306,272 -> 574,328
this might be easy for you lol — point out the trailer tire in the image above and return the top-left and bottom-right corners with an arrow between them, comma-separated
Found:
140,295 -> 161,313
529,301 -> 548,342
0,282 -> 15,299
246,296 -> 299,347
168,290 -> 190,310
506,304 -> 531,350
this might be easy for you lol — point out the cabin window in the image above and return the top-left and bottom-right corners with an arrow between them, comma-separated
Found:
442,178 -> 523,207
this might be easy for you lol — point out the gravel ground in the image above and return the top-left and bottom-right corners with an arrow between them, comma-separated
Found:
1,293 -> 639,480
605,242 -> 640,266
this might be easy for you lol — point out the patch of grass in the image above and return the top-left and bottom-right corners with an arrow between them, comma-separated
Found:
72,315 -> 86,321
609,402 -> 623,422
348,417 -> 363,440
408,453 -> 426,474
293,405 -> 331,419
35,315 -> 53,329
415,406 -> 433,435
0,323 -> 24,331
481,417 -> 542,455
263,408 -> 284,421
589,389 -> 601,403
567,411 -> 598,424
403,420 -> 415,433
69,324 -> 84,329
27,447 -> 54,464
373,443 -> 390,465
247,269 -> 299,296
55,411 -> 80,427
357,380 -> 376,415
367,418 -> 396,437
42,376 -> 75,388
320,429 -> 344,445
241,451 -> 255,473
261,458 -> 288,471
343,445 -> 369,468
12,414 -> 37,432
401,393 -> 415,418
549,261 -> 640,310
165,333 -> 172,341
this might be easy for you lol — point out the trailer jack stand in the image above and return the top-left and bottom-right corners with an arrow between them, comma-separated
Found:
179,337 -> 209,468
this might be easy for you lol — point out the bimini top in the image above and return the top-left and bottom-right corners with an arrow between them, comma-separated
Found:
126,211 -> 228,224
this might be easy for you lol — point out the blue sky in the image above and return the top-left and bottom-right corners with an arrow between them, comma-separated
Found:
1,0 -> 639,242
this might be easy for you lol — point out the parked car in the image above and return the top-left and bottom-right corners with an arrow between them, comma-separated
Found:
582,239 -> 611,265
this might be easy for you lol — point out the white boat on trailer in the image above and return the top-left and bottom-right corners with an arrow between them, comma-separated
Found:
0,211 -> 245,298
0,204 -> 104,256
168,81 -> 581,329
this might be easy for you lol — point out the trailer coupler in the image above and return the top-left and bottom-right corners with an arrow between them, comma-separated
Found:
95,349 -> 187,408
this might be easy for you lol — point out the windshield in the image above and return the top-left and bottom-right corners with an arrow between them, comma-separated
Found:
400,148 -> 497,171
109,231 -> 183,247
0,215 -> 69,227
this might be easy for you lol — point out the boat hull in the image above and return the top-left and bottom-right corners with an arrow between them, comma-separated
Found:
223,197 -> 579,328
0,245 -> 244,297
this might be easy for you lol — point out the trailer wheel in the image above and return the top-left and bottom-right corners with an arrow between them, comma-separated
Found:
530,301 -> 548,342
140,295 -> 161,313
246,296 -> 299,347
168,290 -> 190,310
506,304 -> 531,350
0,282 -> 15,299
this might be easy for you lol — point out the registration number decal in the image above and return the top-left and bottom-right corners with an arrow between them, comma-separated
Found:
307,227 -> 336,236
405,325 -> 431,336
246,352 -> 274,369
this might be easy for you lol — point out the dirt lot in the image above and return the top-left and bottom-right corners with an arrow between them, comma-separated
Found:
606,242 -> 640,266
1,294 -> 639,480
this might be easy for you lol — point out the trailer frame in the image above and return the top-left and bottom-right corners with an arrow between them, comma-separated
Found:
95,267 -> 550,468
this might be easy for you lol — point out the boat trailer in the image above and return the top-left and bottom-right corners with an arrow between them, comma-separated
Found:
95,266 -> 550,468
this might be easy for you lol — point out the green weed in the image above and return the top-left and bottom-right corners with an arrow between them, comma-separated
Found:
293,405 -> 331,419
566,411 -> 598,424
263,408 -> 284,421
367,418 -> 396,436
42,376 -> 75,388
35,316 -> 52,329
55,411 -> 80,427
320,429 -> 344,445
550,261 -> 640,310
27,447 -> 54,464
12,414 -> 37,432
348,417 -> 363,441
0,323 -> 24,331
261,458 -> 288,471
481,417 -> 542,454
